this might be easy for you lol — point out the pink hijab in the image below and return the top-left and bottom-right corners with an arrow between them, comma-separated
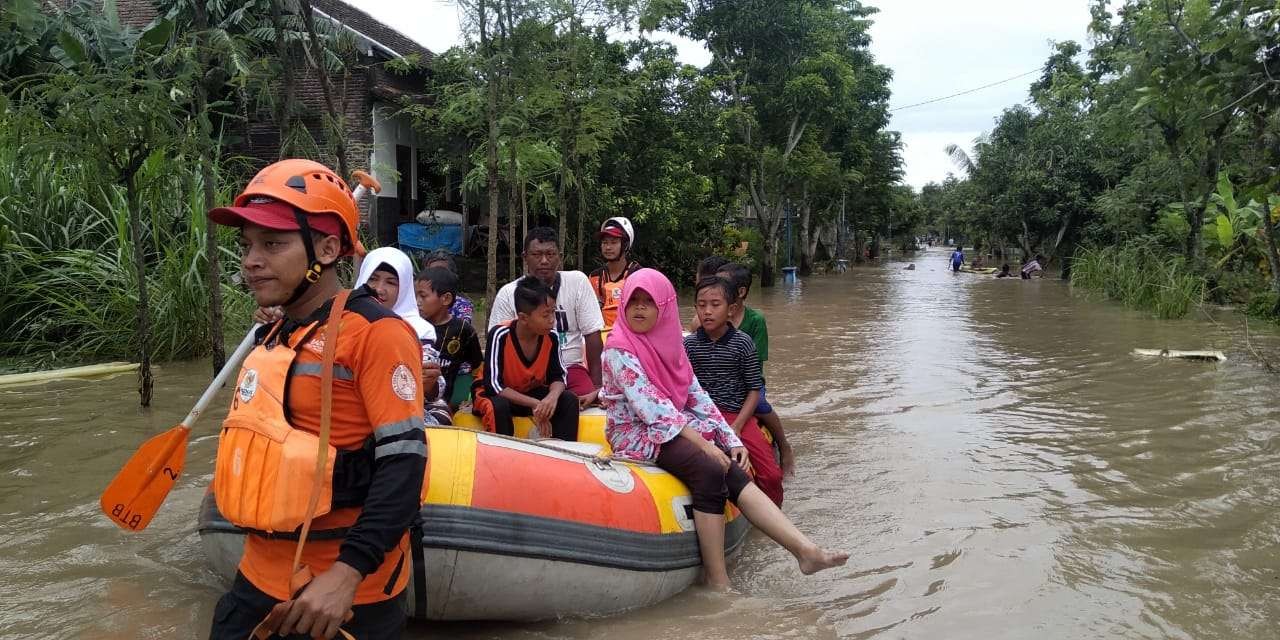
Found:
606,268 -> 693,410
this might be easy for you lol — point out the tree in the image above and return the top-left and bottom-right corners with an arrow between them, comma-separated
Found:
683,0 -> 891,285
21,2 -> 191,404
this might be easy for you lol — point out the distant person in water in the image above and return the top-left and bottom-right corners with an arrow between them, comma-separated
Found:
971,255 -> 985,269
1021,254 -> 1045,279
601,268 -> 848,589
905,263 -> 916,271
996,263 -> 1013,278
950,246 -> 965,272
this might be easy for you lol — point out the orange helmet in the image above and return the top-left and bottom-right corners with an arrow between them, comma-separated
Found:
210,159 -> 364,256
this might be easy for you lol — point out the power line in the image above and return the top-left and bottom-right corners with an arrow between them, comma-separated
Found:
889,68 -> 1041,113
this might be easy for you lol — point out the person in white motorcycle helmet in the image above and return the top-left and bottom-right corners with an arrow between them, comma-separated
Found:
589,217 -> 641,331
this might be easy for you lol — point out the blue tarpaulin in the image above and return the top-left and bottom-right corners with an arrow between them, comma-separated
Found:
397,222 -> 463,254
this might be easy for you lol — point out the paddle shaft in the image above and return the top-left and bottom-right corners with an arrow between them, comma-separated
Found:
349,170 -> 380,279
183,323 -> 261,428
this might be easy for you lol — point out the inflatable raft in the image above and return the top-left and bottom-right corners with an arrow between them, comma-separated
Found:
198,420 -> 750,621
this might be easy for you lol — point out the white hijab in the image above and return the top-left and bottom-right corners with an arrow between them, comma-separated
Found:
355,247 -> 435,343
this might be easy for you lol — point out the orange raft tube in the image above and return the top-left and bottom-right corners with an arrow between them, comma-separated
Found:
198,410 -> 750,621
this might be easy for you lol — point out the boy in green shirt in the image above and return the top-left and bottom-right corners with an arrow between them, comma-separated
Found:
718,262 -> 794,476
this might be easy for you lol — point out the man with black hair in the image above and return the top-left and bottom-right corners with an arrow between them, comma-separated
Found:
489,227 -> 605,409
473,277 -> 580,440
588,217 -> 641,331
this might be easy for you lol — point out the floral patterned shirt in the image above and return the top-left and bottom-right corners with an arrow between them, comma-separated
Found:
601,348 -> 743,461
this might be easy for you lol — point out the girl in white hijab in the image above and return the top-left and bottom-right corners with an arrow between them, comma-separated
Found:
355,246 -> 435,343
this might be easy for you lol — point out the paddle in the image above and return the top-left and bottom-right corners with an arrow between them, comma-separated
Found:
348,170 -> 381,279
100,324 -> 261,532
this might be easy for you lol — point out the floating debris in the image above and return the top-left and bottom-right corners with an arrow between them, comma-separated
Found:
0,361 -> 140,387
1132,349 -> 1226,362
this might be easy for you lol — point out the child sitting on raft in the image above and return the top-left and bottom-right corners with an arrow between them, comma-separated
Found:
685,276 -> 785,507
601,268 -> 847,588
687,255 -> 730,332
472,277 -> 579,440
416,266 -> 484,412
717,262 -> 796,486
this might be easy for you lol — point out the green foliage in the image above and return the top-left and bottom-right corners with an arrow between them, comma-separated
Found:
413,0 -> 899,288
923,1 -> 1280,314
1245,291 -> 1280,321
0,110 -> 252,367
1071,240 -> 1205,319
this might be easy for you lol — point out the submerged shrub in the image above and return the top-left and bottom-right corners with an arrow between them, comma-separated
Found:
1070,239 -> 1205,319
0,114 -> 252,367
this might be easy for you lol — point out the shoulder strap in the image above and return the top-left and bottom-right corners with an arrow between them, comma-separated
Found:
250,290 -> 353,639
291,288 -> 350,585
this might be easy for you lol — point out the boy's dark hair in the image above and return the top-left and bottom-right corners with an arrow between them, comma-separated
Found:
514,276 -> 556,314
696,255 -> 729,280
718,262 -> 752,296
423,249 -> 457,273
416,266 -> 458,300
524,226 -> 560,253
695,276 -> 738,305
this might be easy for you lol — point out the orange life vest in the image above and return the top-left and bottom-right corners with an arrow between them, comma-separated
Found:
213,320 -> 336,533
214,291 -> 413,605
590,261 -> 639,330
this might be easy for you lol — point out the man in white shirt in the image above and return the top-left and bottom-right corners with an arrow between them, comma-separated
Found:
489,226 -> 605,406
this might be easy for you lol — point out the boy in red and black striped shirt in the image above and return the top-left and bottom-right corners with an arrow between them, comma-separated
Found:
472,277 -> 579,440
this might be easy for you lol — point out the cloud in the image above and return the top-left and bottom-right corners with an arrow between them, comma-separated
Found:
868,0 -> 1091,187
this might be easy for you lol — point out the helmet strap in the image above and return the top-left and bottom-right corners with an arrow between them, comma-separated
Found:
283,210 -> 325,307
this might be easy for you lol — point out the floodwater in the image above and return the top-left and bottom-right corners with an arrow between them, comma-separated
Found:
3,247 -> 1280,639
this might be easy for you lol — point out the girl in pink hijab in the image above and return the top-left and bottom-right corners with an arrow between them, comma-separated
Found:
601,268 -> 847,588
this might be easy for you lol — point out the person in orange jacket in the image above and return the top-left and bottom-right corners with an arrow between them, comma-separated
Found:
589,216 -> 641,332
207,160 -> 426,640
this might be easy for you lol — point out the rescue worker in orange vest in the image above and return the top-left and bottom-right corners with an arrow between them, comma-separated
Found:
588,216 -> 641,332
207,159 -> 426,640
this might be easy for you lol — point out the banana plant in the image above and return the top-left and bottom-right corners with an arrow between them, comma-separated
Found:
1201,171 -> 1264,270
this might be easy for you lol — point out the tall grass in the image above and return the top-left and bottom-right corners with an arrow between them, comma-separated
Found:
1071,239 -> 1205,319
0,115 -> 253,369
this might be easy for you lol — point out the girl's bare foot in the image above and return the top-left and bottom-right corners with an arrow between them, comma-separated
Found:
797,545 -> 849,575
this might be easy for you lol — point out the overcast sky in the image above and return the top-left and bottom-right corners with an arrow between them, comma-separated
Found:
346,0 -> 1092,189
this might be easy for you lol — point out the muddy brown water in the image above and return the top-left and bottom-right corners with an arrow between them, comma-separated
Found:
4,247 -> 1280,639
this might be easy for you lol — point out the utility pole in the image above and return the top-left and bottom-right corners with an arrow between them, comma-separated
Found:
838,190 -> 846,259
785,203 -> 793,267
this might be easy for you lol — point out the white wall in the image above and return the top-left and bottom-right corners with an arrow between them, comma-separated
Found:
370,103 -> 418,201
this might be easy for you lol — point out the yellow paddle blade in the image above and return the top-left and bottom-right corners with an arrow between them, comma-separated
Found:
100,425 -> 190,532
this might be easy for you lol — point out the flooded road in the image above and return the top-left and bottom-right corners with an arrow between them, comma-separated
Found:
4,247 -> 1279,639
